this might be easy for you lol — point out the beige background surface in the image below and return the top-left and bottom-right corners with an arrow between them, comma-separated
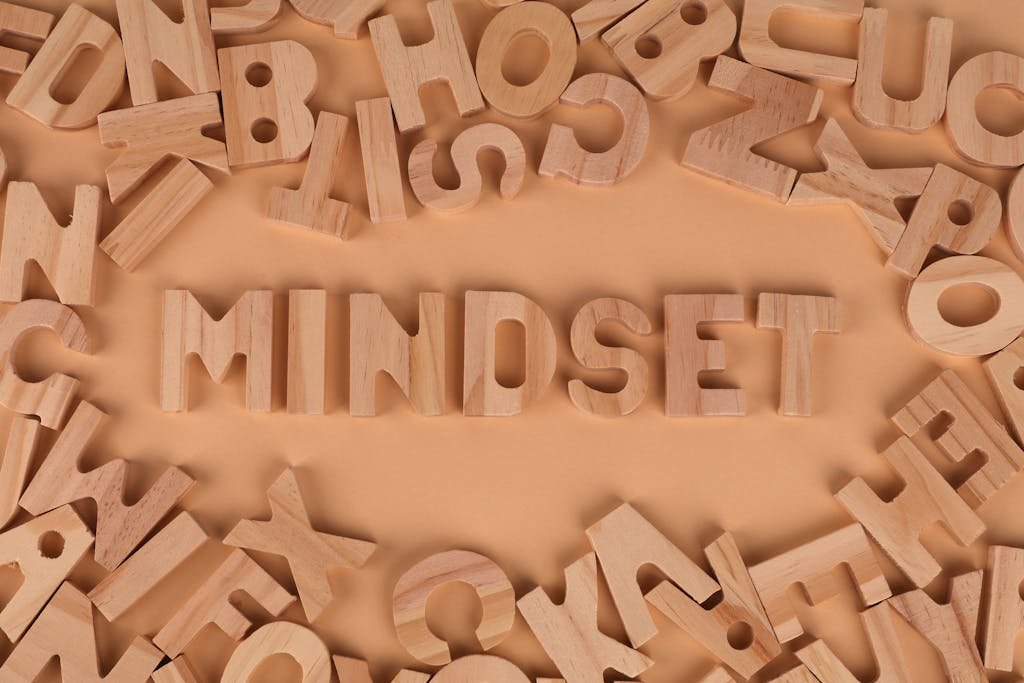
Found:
1,0 -> 1024,680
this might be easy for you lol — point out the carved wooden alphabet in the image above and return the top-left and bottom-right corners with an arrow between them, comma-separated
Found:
210,0 -> 282,34
946,51 -> 1024,168
984,337 -> 1024,442
222,622 -> 332,682
152,657 -> 201,683
356,97 -> 407,223
0,2 -> 53,76
0,417 -> 38,529
286,289 -> 326,415
796,603 -> 912,683
984,546 -> 1024,671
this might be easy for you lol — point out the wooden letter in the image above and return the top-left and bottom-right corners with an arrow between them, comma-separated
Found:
218,40 -> 317,168
368,0 -> 484,132
946,52 -> 1024,168
0,299 -> 90,429
681,56 -> 822,200
756,293 -> 840,416
0,583 -> 162,683
568,297 -> 651,417
836,437 -> 984,587
269,112 -> 351,239
160,289 -> 274,412
463,291 -> 556,416
210,0 -> 282,34
5,4 -> 125,129
738,0 -> 862,85
225,468 -> 376,622
409,123 -> 526,212
518,553 -> 653,683
984,337 -> 1024,442
0,417 -> 38,529
356,97 -> 407,223
571,0 -> 644,43
0,182 -> 99,306
664,293 -> 745,417
601,0 -> 736,100
1008,168 -> 1024,267
984,546 -> 1024,671
891,368 -> 1024,507
152,657 -> 201,683
287,289 -> 326,415
154,548 -> 294,657
645,533 -> 780,678
0,2 -> 53,76
350,293 -> 444,417
749,524 -> 891,642
290,0 -> 384,39
795,603 -> 912,683
116,0 -> 219,106
789,119 -> 932,253
393,549 -> 515,665
585,503 -> 719,647
475,2 -> 576,118
222,622 -> 332,683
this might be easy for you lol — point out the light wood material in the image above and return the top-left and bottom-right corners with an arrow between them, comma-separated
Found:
88,511 -> 208,620
161,289 -> 274,412
887,164 -> 1000,279
97,93 -> 228,204
225,468 -> 376,622
0,2 -> 53,75
463,291 -> 556,416
698,667 -> 737,683
891,368 -> 1024,508
601,0 -> 736,100
853,9 -> 952,134
117,0 -> 219,106
749,523 -> 891,643
0,299 -> 90,429
0,582 -> 162,683
0,506 -> 93,641
287,290 -> 326,415
393,549 -> 515,665
154,548 -> 294,657
1009,168 -> 1024,263
221,622 -> 332,683
210,0 -> 282,33
795,603 -> 911,683
789,119 -> 932,253
518,553 -> 653,683
836,437 -> 984,587
289,0 -> 384,39
984,546 -> 1024,671
268,112 -> 351,239
356,97 -> 407,223
984,337 -> 1024,442
571,0 -> 642,42
409,123 -> 525,212
664,293 -> 745,417
568,297 -> 651,417
946,51 -> 1024,168
152,657 -> 201,683
585,502 -> 719,647
100,159 -> 214,271
756,293 -> 840,417
368,0 -> 484,132
889,570 -> 985,682
431,655 -> 530,683
333,656 -> 430,683
539,73 -> 649,186
681,56 -> 822,201
4,3 -> 125,129
0,417 -> 38,529
738,0 -> 861,85
646,533 -> 780,678
0,143 -> 5,192
218,40 -> 317,168
475,2 -> 576,119
350,293 -> 444,417
0,182 -> 99,306
20,400 -> 195,570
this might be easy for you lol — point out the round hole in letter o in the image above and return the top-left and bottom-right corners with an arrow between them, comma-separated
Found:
905,255 -> 1024,356
220,622 -> 330,683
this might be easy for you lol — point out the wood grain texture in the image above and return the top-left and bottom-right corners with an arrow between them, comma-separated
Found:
0,299 -> 90,429
946,51 -> 1024,168
585,502 -> 718,647
983,336 -> 1024,442
350,292 -> 444,416
539,73 -> 649,186
738,0 -> 861,85
222,622 -> 332,682
891,368 -> 1024,508
219,40 -> 317,168
225,468 -> 376,622
154,547 -> 295,657
475,2 -> 576,119
749,523 -> 891,643
0,417 -> 37,530
210,0 -> 282,34
789,119 -> 932,253
795,602 -> 911,682
5,3 -> 124,129
19,400 -> 195,570
368,0 -> 484,132
602,0 -> 736,100
97,92 -> 228,204
152,656 -> 201,683
1008,168 -> 1024,263
290,0 -> 385,39
664,293 -> 745,417
287,289 -> 326,415
756,293 -> 840,416
646,533 -> 780,678
571,0 -> 644,43
836,436 -> 984,587
681,56 -> 822,201
0,182 -> 99,305
161,289 -> 274,412
983,545 -> 1024,671
463,291 -> 556,416
0,2 -> 53,76
568,297 -> 651,417
356,97 -> 407,223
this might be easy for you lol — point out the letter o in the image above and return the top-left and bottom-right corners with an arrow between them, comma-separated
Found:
221,622 -> 330,683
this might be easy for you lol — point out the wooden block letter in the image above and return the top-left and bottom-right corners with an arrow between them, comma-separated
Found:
795,603 -> 912,683
222,622 -> 332,682
984,337 -> 1024,442
984,546 -> 1024,671
152,657 -> 201,683
0,2 -> 54,76
287,289 -> 326,415
0,417 -> 39,529
356,97 -> 407,223
210,0 -> 282,34
946,52 -> 1024,168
